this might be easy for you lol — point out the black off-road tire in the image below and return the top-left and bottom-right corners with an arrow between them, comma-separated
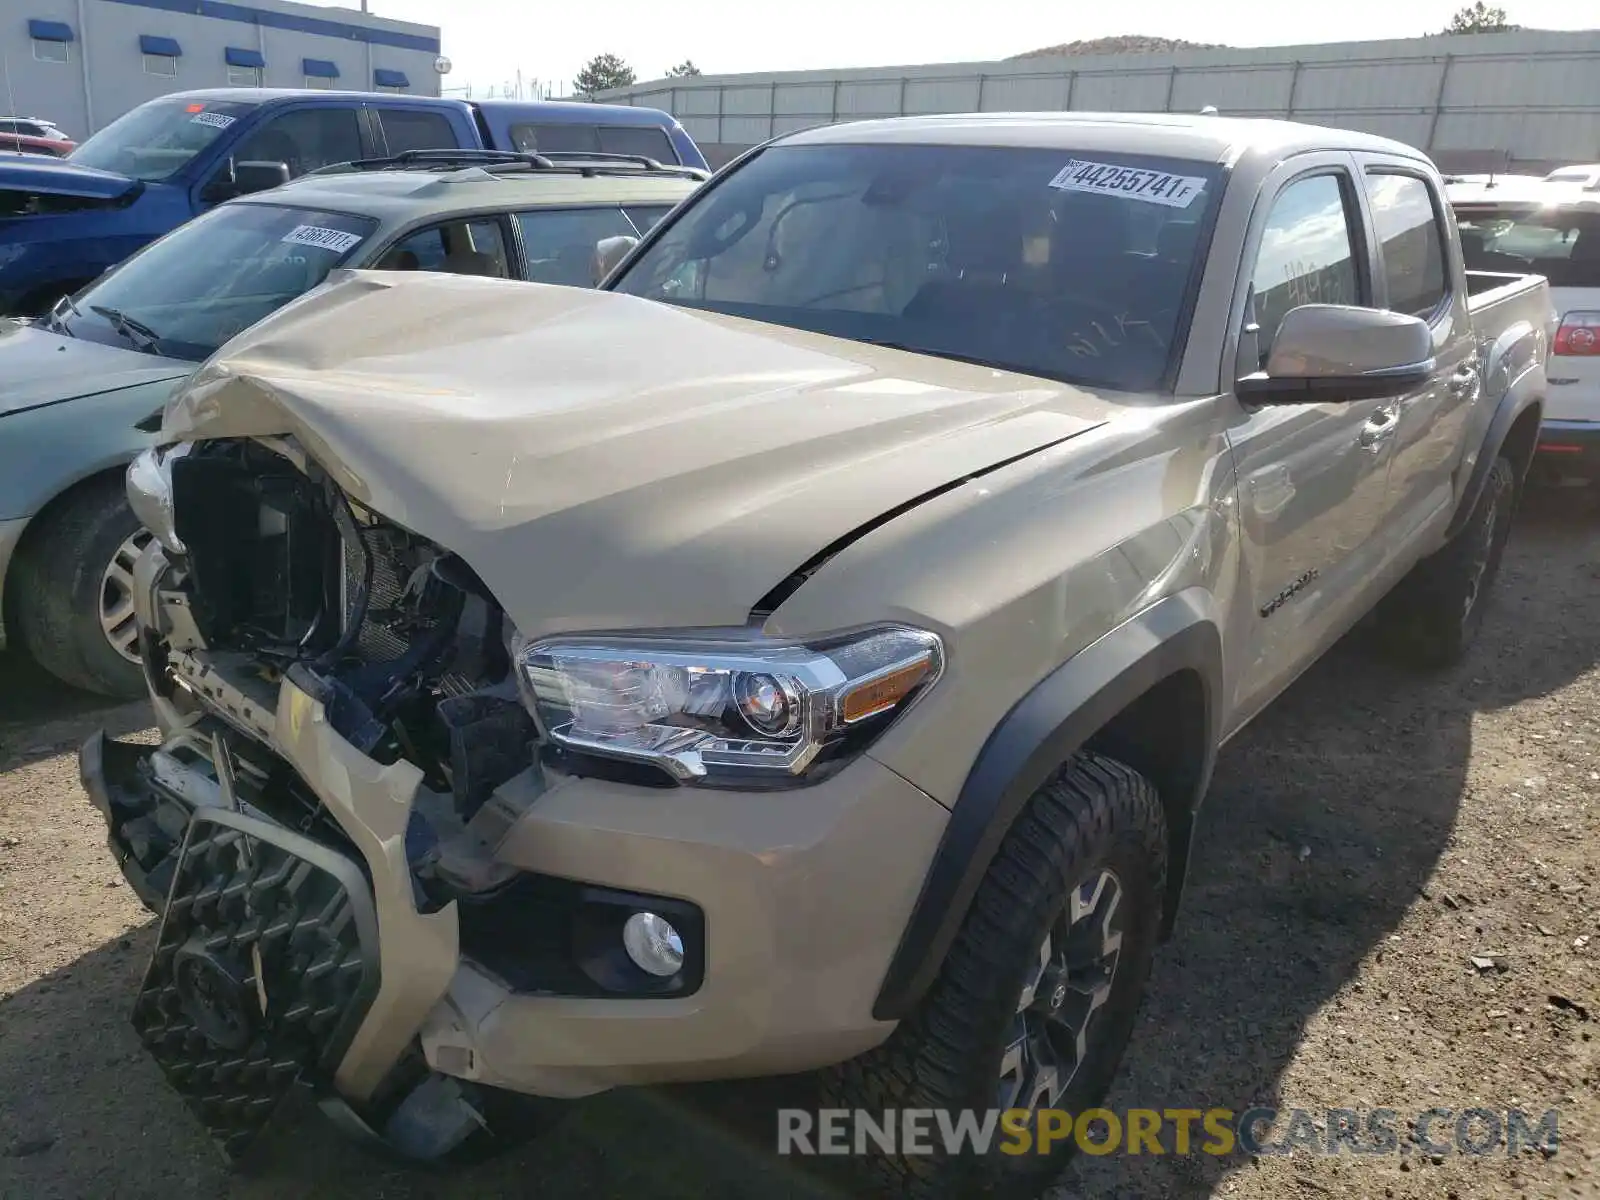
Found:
1374,453 -> 1518,671
11,477 -> 148,698
821,752 -> 1167,1200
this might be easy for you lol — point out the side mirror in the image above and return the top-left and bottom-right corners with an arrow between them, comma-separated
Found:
593,235 -> 639,286
200,159 -> 291,203
233,160 -> 292,195
1237,305 -> 1435,404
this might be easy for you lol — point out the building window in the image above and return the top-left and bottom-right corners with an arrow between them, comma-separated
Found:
28,19 -> 74,63
225,47 -> 265,87
302,58 -> 339,89
139,35 -> 181,77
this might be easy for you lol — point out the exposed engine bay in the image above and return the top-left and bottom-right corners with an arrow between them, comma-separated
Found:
133,436 -> 544,907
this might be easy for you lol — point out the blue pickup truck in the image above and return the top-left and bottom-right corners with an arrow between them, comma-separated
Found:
0,89 -> 706,314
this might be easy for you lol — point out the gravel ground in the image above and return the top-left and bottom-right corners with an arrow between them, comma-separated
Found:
1,488 -> 1596,1200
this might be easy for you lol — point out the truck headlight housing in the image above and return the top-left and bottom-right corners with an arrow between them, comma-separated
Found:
516,626 -> 943,785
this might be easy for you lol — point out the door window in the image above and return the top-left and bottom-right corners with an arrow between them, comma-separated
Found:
623,204 -> 674,235
514,206 -> 646,286
378,109 -> 459,157
372,218 -> 512,277
509,122 -> 595,153
1245,173 -> 1363,367
598,125 -> 676,162
1365,173 -> 1448,319
232,107 -> 363,177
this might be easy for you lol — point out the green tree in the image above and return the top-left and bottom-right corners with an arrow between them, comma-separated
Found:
1445,2 -> 1520,33
574,53 -> 636,96
665,60 -> 702,78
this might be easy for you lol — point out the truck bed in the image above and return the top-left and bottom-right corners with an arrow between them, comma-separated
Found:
1464,269 -> 1555,345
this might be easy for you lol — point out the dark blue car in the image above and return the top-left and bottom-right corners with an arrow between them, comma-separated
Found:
0,88 -> 706,314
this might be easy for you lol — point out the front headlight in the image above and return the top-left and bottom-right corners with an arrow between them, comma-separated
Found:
516,625 -> 943,785
126,443 -> 189,554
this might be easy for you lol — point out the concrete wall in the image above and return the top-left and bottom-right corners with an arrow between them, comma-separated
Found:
2,0 -> 441,139
596,30 -> 1600,172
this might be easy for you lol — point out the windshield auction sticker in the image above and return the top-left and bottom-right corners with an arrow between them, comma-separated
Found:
1048,159 -> 1207,208
189,111 -> 237,130
281,225 -> 364,254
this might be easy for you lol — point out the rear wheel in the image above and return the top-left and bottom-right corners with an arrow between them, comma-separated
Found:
822,752 -> 1167,1199
12,477 -> 151,698
1375,453 -> 1518,670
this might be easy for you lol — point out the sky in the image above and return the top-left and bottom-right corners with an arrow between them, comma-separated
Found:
347,0 -> 1591,98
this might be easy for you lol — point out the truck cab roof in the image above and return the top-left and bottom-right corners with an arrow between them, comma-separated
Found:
780,111 -> 1433,168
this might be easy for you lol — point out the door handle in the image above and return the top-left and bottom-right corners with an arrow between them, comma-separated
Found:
1358,407 -> 1398,451
1449,366 -> 1479,397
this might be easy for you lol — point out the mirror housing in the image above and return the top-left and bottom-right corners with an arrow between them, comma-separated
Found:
203,159 -> 291,203
233,160 -> 292,195
593,234 -> 639,286
1237,304 -> 1435,404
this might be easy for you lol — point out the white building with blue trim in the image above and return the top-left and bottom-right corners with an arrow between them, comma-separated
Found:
3,0 -> 442,140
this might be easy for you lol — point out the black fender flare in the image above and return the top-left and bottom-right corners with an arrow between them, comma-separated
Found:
871,589 -> 1224,1021
1443,349 -> 1545,544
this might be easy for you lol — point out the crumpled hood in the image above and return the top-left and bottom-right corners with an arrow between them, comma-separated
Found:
166,270 -> 1120,636
0,319 -> 192,417
0,156 -> 140,201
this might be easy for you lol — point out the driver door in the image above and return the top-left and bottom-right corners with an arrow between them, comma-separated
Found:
1224,159 -> 1399,729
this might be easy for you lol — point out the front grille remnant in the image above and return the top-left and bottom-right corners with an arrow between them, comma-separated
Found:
130,808 -> 381,1161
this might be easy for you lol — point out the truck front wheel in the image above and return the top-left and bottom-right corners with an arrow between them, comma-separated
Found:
822,752 -> 1167,1200
1375,452 -> 1518,670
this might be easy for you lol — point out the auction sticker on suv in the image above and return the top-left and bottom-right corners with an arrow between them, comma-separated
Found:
1048,159 -> 1208,208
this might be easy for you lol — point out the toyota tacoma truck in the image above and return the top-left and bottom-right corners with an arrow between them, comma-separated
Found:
82,113 -> 1550,1198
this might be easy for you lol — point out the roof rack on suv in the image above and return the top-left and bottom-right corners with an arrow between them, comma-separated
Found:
312,148 -> 708,181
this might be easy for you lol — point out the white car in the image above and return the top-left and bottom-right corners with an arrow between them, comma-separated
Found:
1544,163 -> 1600,189
1450,176 -> 1600,481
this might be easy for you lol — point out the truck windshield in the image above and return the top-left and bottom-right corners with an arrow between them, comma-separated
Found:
1454,204 -> 1600,287
54,202 -> 375,360
610,142 -> 1224,392
69,98 -> 258,182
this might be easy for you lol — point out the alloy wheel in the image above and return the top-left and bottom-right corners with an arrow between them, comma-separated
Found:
997,867 -> 1126,1114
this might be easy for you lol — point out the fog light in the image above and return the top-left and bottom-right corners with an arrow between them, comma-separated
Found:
622,912 -> 684,977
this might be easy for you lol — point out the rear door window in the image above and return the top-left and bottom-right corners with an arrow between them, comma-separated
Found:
1453,206 -> 1600,287
373,217 -> 513,277
509,123 -> 596,154
623,204 -> 674,234
378,109 -> 460,157
598,125 -> 676,163
1365,172 -> 1448,318
515,206 -> 646,286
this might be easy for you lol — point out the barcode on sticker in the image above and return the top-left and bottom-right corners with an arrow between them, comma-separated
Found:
190,111 -> 237,130
1048,159 -> 1207,208
281,225 -> 363,254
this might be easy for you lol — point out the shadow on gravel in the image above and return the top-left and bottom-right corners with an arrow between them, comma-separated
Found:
2,492 -> 1596,1200
0,651 -> 152,771
0,926 -> 844,1200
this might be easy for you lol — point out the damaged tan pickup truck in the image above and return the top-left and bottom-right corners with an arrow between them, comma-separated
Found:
83,113 -> 1552,1198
